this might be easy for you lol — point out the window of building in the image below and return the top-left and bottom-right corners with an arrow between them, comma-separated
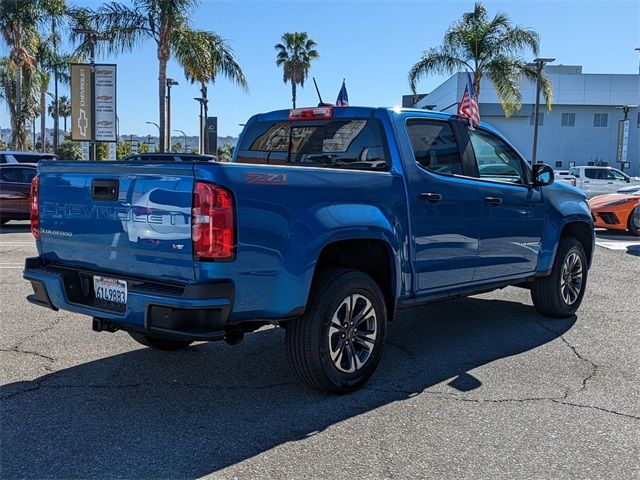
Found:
529,112 -> 544,126
637,112 -> 640,128
561,113 -> 576,127
406,119 -> 462,175
555,161 -> 563,168
593,113 -> 608,127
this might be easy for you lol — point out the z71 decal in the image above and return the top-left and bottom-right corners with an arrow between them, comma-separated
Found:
245,172 -> 288,185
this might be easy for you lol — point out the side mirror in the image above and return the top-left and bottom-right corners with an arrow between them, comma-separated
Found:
626,177 -> 631,183
532,163 -> 554,187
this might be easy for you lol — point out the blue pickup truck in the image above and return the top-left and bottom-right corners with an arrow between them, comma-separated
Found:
24,106 -> 594,393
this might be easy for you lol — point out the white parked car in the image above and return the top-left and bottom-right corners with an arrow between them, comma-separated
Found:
554,169 -> 577,187
568,166 -> 640,198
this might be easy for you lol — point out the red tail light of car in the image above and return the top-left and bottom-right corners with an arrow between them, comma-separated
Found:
30,175 -> 40,239
192,181 -> 235,260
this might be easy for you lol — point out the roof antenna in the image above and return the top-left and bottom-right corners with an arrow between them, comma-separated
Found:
313,77 -> 334,107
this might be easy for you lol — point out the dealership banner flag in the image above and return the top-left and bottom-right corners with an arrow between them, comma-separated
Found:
70,64 -> 93,141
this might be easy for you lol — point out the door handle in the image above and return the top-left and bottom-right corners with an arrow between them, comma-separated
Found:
484,196 -> 502,206
420,192 -> 443,202
607,182 -> 614,184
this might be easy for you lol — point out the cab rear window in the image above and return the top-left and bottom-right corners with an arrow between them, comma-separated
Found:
235,119 -> 389,170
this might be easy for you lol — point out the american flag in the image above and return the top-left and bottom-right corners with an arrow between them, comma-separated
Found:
336,80 -> 349,106
458,72 -> 480,127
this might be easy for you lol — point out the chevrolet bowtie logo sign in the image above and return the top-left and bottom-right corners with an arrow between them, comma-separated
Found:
77,109 -> 88,137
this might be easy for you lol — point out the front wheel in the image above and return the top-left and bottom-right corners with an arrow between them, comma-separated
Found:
628,207 -> 640,236
286,268 -> 387,393
531,236 -> 588,318
128,332 -> 192,350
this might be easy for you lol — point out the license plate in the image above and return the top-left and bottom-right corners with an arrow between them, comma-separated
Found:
93,276 -> 127,305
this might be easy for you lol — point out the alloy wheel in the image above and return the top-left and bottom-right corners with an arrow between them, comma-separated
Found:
327,294 -> 378,373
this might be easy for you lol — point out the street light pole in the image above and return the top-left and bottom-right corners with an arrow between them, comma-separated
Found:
145,121 -> 160,152
530,57 -> 555,165
194,97 -> 207,154
166,78 -> 179,152
174,129 -> 187,153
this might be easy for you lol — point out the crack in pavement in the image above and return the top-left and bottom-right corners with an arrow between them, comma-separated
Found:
0,347 -> 55,363
363,386 -> 639,420
531,319 -> 599,396
0,379 -> 296,401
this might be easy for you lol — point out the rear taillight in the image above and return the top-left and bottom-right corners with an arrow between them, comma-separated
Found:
288,107 -> 333,121
192,181 -> 235,260
571,178 -> 576,187
30,175 -> 40,239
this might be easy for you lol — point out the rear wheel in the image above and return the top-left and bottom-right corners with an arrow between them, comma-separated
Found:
531,236 -> 588,318
628,207 -> 640,236
128,332 -> 192,350
286,268 -> 387,393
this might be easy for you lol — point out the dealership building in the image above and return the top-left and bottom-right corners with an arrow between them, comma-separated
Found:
404,65 -> 640,176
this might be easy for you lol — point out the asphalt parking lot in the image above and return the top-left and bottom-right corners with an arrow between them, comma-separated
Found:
1,221 -> 638,479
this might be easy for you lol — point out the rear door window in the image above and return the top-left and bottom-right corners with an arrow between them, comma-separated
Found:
1,167 -> 35,183
585,169 -> 605,180
235,119 -> 388,170
406,119 -> 462,175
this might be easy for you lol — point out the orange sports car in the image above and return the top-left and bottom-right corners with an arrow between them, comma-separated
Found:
589,191 -> 640,236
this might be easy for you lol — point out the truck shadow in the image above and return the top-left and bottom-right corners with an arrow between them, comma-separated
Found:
1,296 -> 575,479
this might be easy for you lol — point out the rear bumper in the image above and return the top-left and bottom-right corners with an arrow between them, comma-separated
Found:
23,257 -> 234,341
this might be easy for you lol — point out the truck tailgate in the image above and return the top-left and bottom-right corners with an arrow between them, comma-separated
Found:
37,161 -> 196,282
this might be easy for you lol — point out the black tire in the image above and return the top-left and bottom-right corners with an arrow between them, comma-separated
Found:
628,207 -> 640,236
531,236 -> 588,318
128,332 -> 192,350
286,268 -> 387,393
0,218 -> 8,226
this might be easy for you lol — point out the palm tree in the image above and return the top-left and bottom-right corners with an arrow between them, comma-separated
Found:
48,95 -> 71,132
0,56 -> 42,149
77,0 -> 247,152
408,2 -> 552,117
174,29 -> 247,151
0,0 -> 41,149
275,32 -> 319,108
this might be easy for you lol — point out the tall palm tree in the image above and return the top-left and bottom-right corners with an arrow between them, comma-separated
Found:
275,32 -> 319,108
175,29 -> 247,152
408,2 -> 552,117
77,0 -> 247,152
0,56 -> 42,149
40,0 -> 72,151
48,95 -> 71,132
0,0 -> 41,149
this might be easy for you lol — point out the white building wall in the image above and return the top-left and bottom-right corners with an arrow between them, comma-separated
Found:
412,67 -> 640,175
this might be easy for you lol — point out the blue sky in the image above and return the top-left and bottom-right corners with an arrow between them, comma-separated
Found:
1,0 -> 639,138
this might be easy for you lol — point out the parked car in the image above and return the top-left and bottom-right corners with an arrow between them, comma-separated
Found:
568,166 -> 639,198
617,184 -> 640,195
123,153 -> 215,162
554,169 -> 577,187
24,106 -> 594,393
589,192 -> 640,236
0,163 -> 38,224
0,151 -> 56,164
